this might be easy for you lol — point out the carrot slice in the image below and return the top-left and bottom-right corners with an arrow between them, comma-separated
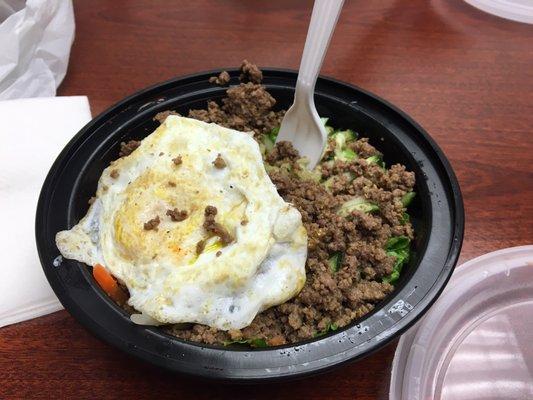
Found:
93,264 -> 128,305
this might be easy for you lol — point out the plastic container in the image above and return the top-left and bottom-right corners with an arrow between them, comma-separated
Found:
464,0 -> 533,24
391,245 -> 533,399
36,68 -> 464,381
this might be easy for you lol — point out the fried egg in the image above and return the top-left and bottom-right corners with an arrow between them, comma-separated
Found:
56,116 -> 307,330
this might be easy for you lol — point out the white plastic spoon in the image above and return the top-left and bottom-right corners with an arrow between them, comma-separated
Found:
276,0 -> 344,168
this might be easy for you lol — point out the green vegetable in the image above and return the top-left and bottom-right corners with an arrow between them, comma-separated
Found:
400,211 -> 410,225
328,252 -> 343,272
295,158 -> 322,182
223,338 -> 268,348
323,176 -> 335,193
329,129 -> 358,161
382,235 -> 411,284
332,130 -> 355,150
314,322 -> 339,337
264,161 -> 292,176
332,129 -> 357,143
335,148 -> 357,161
296,169 -> 322,183
259,126 -> 280,155
386,236 -> 410,251
366,155 -> 385,168
268,126 -> 280,142
401,191 -> 416,207
337,197 -> 379,217
249,338 -> 268,348
261,135 -> 275,154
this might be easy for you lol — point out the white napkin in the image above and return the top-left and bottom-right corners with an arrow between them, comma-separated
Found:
0,96 -> 91,327
0,0 -> 75,100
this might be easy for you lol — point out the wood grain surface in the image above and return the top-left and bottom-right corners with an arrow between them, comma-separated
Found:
1,1 -> 532,399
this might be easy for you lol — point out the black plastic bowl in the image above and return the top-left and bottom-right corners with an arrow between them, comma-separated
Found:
36,68 -> 464,382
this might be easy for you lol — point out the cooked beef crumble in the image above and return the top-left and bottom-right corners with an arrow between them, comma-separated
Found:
188,61 -> 284,138
115,62 -> 415,346
209,70 -> 231,86
143,216 -> 160,231
154,110 -> 180,124
239,59 -> 263,83
172,155 -> 182,165
119,140 -> 141,157
166,208 -> 188,222
202,205 -> 234,245
212,153 -> 226,169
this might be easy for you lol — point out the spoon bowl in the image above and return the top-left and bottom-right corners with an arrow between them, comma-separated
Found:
276,0 -> 344,168
276,91 -> 326,167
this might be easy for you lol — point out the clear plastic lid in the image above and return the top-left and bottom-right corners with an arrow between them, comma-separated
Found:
390,245 -> 533,399
463,0 -> 533,24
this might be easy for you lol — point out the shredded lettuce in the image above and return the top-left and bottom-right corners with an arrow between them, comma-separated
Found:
328,252 -> 343,272
324,127 -> 358,161
399,211 -> 410,225
401,191 -> 416,207
323,176 -> 335,193
264,161 -> 292,175
336,148 -> 357,161
295,158 -> 322,182
314,322 -> 339,337
366,155 -> 385,168
261,135 -> 275,154
332,130 -> 357,161
333,129 -> 357,143
260,126 -> 280,154
382,236 -> 411,284
269,126 -> 280,142
337,197 -> 379,217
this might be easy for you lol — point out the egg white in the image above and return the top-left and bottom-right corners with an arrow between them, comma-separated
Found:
56,116 -> 307,330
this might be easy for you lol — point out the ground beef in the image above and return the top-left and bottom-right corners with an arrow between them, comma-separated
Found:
266,140 -> 300,164
143,216 -> 160,231
209,71 -> 231,86
187,62 -> 284,137
153,110 -> 180,124
196,239 -> 206,255
212,153 -> 226,169
166,208 -> 188,222
172,155 -> 182,165
115,62 -> 415,346
119,140 -> 141,157
202,205 -> 234,245
239,59 -> 263,83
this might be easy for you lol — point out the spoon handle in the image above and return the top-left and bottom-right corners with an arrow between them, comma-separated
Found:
296,0 -> 344,96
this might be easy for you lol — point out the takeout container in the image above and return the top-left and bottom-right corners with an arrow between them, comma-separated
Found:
36,69 -> 464,381
390,245 -> 533,399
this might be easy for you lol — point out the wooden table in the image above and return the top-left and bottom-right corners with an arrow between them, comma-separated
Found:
2,1 -> 532,398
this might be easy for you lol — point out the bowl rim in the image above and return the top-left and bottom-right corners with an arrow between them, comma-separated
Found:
36,67 -> 464,381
